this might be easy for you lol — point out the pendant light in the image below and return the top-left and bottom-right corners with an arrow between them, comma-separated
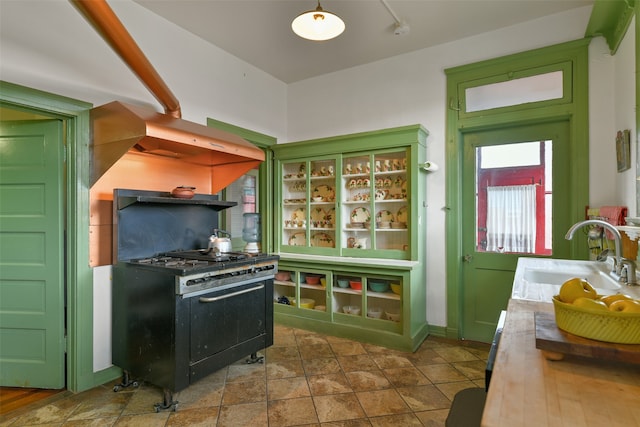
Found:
291,0 -> 345,41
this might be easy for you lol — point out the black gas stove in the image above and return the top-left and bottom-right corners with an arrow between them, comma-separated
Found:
111,189 -> 278,411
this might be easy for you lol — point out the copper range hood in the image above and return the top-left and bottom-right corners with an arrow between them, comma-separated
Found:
70,0 -> 264,189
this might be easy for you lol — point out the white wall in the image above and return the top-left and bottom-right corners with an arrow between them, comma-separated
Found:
1,1 -> 632,368
286,6 -> 604,327
614,19 -> 637,213
0,0 -> 287,139
588,21 -> 636,212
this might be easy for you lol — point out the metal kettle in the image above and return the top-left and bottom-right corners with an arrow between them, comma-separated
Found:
208,229 -> 233,253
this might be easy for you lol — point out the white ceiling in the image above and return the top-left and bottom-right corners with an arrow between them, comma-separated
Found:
134,0 -> 594,84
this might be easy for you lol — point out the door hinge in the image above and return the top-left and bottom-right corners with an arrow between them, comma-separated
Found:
63,335 -> 68,353
449,98 -> 461,111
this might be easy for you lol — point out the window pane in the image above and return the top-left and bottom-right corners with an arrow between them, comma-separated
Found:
476,141 -> 552,255
466,71 -> 563,112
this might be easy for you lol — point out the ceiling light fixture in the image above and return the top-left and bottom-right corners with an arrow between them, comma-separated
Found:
291,0 -> 345,41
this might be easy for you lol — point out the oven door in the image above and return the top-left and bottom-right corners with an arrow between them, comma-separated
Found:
188,278 -> 273,382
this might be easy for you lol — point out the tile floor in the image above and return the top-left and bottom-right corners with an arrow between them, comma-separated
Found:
0,325 -> 490,426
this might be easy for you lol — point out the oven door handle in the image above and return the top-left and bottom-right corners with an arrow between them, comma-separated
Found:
198,284 -> 264,303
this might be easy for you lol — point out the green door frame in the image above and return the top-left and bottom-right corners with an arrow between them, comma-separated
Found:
206,118 -> 277,253
0,80 -> 105,392
444,39 -> 591,339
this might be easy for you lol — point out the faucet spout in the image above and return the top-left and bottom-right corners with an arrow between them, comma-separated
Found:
565,219 -> 623,277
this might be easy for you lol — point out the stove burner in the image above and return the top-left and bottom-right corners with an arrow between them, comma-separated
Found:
164,250 -> 254,263
136,256 -> 173,264
134,256 -> 210,267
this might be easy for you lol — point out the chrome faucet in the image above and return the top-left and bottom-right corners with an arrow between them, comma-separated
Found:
620,258 -> 638,286
565,219 -> 624,279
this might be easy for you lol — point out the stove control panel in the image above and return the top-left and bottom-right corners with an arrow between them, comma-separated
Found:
177,261 -> 277,297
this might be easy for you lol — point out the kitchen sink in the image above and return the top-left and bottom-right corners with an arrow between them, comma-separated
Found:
522,267 -> 621,290
512,258 -> 640,302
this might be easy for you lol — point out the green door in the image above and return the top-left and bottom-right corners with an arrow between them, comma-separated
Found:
0,119 -> 65,388
461,121 -> 572,342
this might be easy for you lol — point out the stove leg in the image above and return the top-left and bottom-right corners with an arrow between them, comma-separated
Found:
113,370 -> 139,392
154,388 -> 178,412
246,352 -> 264,364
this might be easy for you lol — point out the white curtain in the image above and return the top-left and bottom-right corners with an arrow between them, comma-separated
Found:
486,185 -> 537,253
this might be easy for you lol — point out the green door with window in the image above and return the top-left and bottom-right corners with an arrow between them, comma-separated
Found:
0,119 -> 65,388
461,121 -> 572,342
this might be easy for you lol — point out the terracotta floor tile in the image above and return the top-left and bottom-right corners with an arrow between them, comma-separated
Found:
368,412 -> 424,426
298,343 -> 335,360
10,400 -> 80,425
345,370 -> 391,392
266,358 -> 305,379
370,354 -> 414,370
64,417 -> 118,426
112,412 -> 170,426
307,373 -> 352,395
296,333 -> 330,346
407,348 -> 447,365
268,397 -> 319,426
452,359 -> 488,380
220,380 -> 266,406
355,389 -> 411,417
267,376 -> 311,400
302,357 -> 342,376
324,335 -> 356,345
320,419 -> 372,427
165,407 -> 220,427
433,346 -> 480,363
120,385 -> 167,415
396,385 -> 451,411
313,393 -> 366,423
217,402 -> 268,427
417,363 -> 469,384
382,367 -> 431,387
337,354 -> 379,372
266,345 -> 300,361
173,380 -> 224,411
413,408 -> 449,427
273,326 -> 297,346
1,330 -> 490,427
225,361 -> 266,383
330,341 -> 367,356
67,393 -> 131,421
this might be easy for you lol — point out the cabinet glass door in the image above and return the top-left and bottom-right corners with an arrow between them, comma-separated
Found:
282,161 -> 308,248
281,159 -> 337,251
372,151 -> 408,251
342,154 -> 372,251
308,159 -> 337,250
342,150 -> 408,255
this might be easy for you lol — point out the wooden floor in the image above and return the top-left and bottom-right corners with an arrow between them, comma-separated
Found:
0,387 -> 65,416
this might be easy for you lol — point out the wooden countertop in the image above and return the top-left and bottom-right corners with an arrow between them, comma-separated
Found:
481,298 -> 640,427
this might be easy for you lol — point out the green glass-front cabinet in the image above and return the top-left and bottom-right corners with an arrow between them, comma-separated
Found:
271,125 -> 429,351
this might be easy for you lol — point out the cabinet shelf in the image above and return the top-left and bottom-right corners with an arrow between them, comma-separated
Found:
367,291 -> 400,300
343,200 -> 408,205
274,280 -> 295,287
343,169 -> 407,178
272,124 -> 428,351
333,287 -> 362,296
